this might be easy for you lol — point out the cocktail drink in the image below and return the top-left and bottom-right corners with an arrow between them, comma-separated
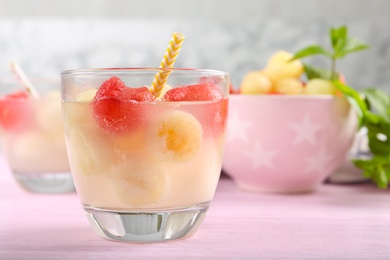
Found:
0,76 -> 73,193
61,68 -> 229,242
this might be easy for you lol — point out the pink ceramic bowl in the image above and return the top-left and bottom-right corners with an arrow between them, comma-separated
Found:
222,94 -> 358,193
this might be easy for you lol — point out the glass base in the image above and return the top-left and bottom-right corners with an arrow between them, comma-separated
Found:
84,202 -> 210,243
13,171 -> 75,193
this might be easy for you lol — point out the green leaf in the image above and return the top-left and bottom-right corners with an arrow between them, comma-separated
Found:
332,80 -> 368,126
291,45 -> 332,60
362,88 -> 390,121
362,169 -> 371,178
353,159 -> 365,168
330,26 -> 348,49
382,168 -> 390,188
377,166 -> 388,188
364,117 -> 390,156
353,159 -> 374,179
334,37 -> 369,58
303,63 -> 332,80
329,25 -> 348,48
367,129 -> 390,156
353,156 -> 390,188
365,112 -> 386,125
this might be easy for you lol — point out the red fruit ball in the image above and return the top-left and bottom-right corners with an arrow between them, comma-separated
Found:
92,76 -> 156,135
0,91 -> 32,132
163,83 -> 224,101
163,83 -> 228,136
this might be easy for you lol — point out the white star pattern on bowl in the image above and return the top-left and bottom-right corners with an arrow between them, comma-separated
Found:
304,148 -> 333,174
227,109 -> 253,143
289,113 -> 323,146
242,141 -> 278,170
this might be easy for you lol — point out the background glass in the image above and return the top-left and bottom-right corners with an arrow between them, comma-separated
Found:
0,78 -> 74,193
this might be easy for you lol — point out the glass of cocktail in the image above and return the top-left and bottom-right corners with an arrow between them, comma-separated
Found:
0,64 -> 74,193
61,68 -> 229,242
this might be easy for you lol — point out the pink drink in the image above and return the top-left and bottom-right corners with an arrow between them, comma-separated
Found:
61,69 -> 229,242
0,84 -> 73,193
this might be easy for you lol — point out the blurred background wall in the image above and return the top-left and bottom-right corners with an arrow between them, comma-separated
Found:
0,0 -> 389,90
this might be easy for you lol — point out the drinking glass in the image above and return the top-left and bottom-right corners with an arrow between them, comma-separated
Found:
61,68 -> 229,242
0,78 -> 74,193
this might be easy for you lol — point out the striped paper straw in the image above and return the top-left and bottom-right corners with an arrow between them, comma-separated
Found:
151,32 -> 185,97
10,62 -> 40,99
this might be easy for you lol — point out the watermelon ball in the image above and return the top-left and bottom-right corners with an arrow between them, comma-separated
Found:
92,76 -> 156,135
0,91 -> 33,132
163,83 -> 228,136
163,83 -> 224,101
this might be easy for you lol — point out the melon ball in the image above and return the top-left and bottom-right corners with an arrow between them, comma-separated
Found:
110,160 -> 169,207
77,89 -> 98,102
305,79 -> 336,95
240,71 -> 272,94
150,110 -> 203,163
274,78 -> 304,95
263,50 -> 304,83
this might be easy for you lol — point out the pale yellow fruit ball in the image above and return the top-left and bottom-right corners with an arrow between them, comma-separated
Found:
274,78 -> 304,95
263,50 -> 304,83
305,78 -> 336,95
240,71 -> 272,94
76,89 -> 98,101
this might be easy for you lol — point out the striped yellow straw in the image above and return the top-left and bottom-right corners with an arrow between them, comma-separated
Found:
150,32 -> 185,97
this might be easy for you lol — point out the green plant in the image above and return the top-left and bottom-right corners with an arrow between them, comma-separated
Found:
292,25 -> 390,188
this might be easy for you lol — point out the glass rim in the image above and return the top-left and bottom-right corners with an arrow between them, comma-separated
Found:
61,68 -> 230,77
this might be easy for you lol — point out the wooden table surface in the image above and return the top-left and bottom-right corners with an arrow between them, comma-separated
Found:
1,154 -> 390,260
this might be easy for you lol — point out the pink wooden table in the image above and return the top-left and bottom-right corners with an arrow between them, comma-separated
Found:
1,155 -> 390,260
